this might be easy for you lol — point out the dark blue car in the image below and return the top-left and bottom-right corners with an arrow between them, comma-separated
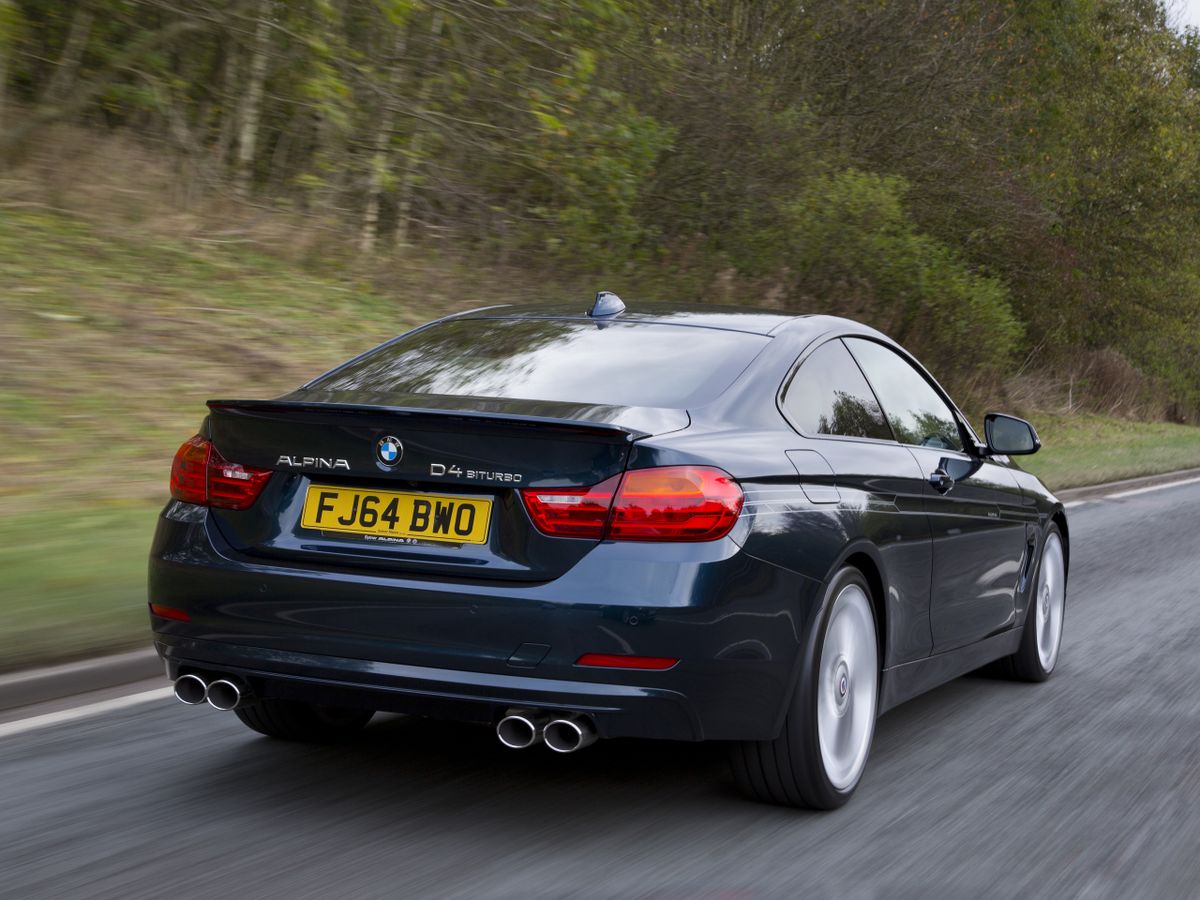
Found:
150,294 -> 1067,809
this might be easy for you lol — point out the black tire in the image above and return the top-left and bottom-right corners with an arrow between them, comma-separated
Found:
234,698 -> 374,742
999,523 -> 1067,683
731,566 -> 880,810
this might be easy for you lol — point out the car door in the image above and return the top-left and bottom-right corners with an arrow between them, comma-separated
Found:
779,337 -> 934,665
844,338 -> 1030,652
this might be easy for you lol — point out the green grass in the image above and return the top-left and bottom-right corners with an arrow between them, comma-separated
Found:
2,210 -> 1200,670
0,210 -> 438,670
0,211 -> 431,516
1019,414 -> 1200,490
0,506 -> 159,671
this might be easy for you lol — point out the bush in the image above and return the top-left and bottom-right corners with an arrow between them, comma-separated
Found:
750,170 -> 1022,386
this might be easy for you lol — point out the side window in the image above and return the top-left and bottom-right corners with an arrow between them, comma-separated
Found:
782,340 -> 893,440
844,338 -> 964,452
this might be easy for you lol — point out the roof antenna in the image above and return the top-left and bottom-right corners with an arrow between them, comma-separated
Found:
588,291 -> 626,318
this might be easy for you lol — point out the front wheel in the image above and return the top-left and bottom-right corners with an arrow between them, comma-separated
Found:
731,567 -> 879,809
235,698 -> 374,742
1000,524 -> 1067,682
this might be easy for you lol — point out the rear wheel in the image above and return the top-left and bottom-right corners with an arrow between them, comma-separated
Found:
1000,524 -> 1066,682
732,567 -> 879,809
234,698 -> 374,742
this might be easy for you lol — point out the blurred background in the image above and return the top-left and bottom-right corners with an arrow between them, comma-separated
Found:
3,0 -> 1200,672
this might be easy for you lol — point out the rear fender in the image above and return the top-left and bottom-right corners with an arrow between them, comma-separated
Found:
766,539 -> 890,739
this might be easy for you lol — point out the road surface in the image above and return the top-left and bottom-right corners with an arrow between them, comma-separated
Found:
2,481 -> 1199,899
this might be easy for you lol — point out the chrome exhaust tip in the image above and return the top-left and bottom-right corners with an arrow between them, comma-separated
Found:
543,714 -> 597,754
205,678 -> 245,712
497,711 -> 547,749
173,673 -> 208,706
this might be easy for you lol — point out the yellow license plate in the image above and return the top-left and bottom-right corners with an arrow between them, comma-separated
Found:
301,486 -> 492,545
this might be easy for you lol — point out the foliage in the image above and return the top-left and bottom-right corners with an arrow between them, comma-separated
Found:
3,0 -> 1200,411
745,170 -> 1021,380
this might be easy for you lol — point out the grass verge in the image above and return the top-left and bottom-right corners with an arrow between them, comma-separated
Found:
1018,413 -> 1200,490
0,210 -> 432,671
0,506 -> 159,671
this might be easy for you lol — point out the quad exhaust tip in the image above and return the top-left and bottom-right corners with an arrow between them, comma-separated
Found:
205,678 -> 244,711
497,711 -> 547,749
543,714 -> 597,754
172,674 -> 248,710
496,709 -> 597,753
173,673 -> 208,705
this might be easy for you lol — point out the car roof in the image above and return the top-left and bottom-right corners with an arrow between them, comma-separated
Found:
452,301 -> 805,336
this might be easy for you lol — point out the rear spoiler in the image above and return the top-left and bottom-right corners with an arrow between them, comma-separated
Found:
206,399 -> 659,440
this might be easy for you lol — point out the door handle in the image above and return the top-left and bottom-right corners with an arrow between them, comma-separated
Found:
929,468 -> 955,494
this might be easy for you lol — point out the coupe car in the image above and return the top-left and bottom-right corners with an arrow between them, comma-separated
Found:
149,292 -> 1067,809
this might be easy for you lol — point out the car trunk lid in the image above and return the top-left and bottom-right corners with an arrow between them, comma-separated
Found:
202,397 -> 687,582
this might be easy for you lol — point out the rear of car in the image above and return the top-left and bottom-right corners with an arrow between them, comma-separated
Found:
148,312 -> 813,742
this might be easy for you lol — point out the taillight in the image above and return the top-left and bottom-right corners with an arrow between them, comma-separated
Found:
521,475 -> 621,539
170,435 -> 272,510
521,466 -> 743,542
610,466 -> 743,541
169,435 -> 210,504
207,445 -> 273,509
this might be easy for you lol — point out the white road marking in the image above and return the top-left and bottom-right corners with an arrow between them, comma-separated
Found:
1102,475 -> 1200,500
0,687 -> 173,740
1061,474 -> 1200,509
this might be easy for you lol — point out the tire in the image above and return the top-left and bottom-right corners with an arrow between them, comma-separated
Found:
731,566 -> 880,809
1000,524 -> 1067,682
234,698 -> 374,743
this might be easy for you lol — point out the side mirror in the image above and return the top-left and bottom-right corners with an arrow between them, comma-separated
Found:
984,413 -> 1041,456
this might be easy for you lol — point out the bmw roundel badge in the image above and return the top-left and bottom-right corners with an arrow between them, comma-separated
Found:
376,435 -> 403,467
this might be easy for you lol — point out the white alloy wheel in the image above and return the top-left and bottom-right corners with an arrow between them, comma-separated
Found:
1035,532 -> 1066,672
816,582 -> 879,792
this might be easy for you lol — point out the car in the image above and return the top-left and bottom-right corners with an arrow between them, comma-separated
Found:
148,292 -> 1068,809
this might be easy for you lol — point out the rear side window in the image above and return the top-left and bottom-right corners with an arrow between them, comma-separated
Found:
844,338 -> 964,452
782,340 -> 892,440
309,318 -> 770,408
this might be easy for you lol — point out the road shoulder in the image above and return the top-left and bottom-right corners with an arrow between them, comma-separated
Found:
0,649 -> 162,714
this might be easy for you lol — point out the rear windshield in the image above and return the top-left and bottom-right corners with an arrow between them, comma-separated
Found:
309,318 -> 769,408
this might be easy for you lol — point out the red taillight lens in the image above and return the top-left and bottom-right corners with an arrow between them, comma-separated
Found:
207,445 -> 273,510
170,435 -> 210,504
576,653 -> 679,670
521,466 -> 742,542
521,474 -> 621,538
169,435 -> 272,510
609,466 -> 743,542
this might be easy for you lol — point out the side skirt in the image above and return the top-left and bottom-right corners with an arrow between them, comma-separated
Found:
878,628 -> 1022,714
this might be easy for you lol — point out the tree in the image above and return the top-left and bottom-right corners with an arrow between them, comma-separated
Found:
5,0 -> 1199,414
233,0 -> 272,197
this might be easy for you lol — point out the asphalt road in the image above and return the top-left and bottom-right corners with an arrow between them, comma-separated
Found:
3,482 -> 1199,900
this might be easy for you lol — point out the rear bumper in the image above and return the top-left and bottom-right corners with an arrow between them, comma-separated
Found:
156,634 -> 701,740
149,506 -> 823,741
